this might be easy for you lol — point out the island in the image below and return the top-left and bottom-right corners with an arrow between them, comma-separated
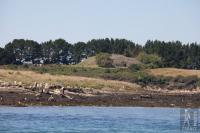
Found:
0,39 -> 200,107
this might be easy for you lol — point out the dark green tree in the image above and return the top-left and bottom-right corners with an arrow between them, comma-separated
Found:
0,48 -> 15,64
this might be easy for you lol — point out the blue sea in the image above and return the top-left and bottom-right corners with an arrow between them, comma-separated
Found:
0,106 -> 199,133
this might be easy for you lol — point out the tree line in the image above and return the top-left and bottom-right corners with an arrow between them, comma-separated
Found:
144,40 -> 200,69
0,38 -> 200,69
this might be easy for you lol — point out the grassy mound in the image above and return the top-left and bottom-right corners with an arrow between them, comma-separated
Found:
76,54 -> 140,68
76,56 -> 98,68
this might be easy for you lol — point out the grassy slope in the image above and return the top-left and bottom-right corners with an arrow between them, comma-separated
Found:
2,65 -> 146,83
76,54 -> 199,79
150,68 -> 200,78
1,54 -> 200,91
0,69 -> 140,91
77,55 -> 198,78
76,56 -> 98,68
1,65 -> 200,92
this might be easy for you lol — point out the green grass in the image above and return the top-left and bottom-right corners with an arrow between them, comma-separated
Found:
1,64 -> 146,83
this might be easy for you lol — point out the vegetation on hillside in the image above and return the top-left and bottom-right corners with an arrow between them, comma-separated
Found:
76,56 -> 98,68
0,69 -> 139,91
77,54 -> 140,68
95,53 -> 113,68
137,52 -> 162,68
150,68 -> 200,78
1,64 -> 200,90
128,64 -> 144,72
0,38 -> 200,69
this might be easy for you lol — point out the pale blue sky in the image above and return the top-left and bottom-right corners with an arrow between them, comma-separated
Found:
0,0 -> 200,47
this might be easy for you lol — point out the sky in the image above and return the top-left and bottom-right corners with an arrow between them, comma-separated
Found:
0,0 -> 200,47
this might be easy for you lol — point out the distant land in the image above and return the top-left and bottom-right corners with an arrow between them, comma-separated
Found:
0,38 -> 200,107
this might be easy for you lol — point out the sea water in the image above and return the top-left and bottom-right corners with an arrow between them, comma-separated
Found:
0,106 -> 198,133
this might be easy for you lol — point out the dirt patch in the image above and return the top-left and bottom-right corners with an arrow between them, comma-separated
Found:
111,54 -> 140,67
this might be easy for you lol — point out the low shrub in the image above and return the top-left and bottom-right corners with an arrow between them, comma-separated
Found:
171,75 -> 198,83
6,65 -> 18,70
136,75 -> 167,86
38,67 -> 48,74
95,53 -> 113,68
104,69 -> 111,73
22,64 -> 29,69
72,68 -> 77,73
137,52 -> 162,68
128,64 -> 143,72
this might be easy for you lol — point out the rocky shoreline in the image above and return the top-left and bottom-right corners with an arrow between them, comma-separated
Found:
0,80 -> 200,108
1,90 -> 200,108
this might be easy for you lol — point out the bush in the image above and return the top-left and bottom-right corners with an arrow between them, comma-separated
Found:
72,68 -> 77,73
22,64 -> 29,69
128,64 -> 143,72
96,53 -> 113,68
38,67 -> 48,74
7,65 -> 18,70
171,75 -> 199,85
104,69 -> 111,73
136,75 -> 167,86
137,52 -> 162,68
